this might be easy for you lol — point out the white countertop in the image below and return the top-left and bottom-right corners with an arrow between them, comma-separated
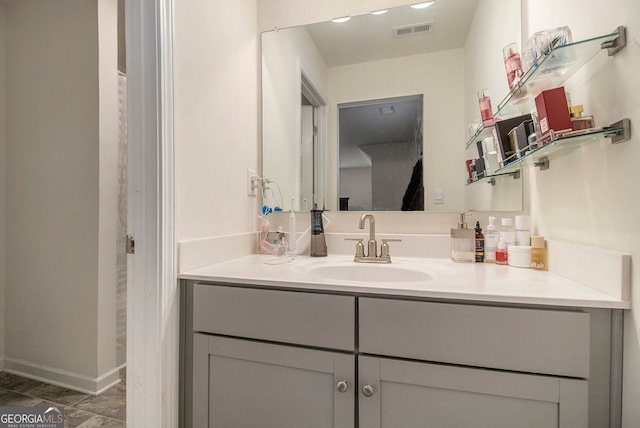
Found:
179,254 -> 630,309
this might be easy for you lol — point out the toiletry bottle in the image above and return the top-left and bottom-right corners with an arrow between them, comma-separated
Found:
288,198 -> 296,254
451,212 -> 475,263
570,105 -> 595,131
310,208 -> 327,257
503,43 -> 524,89
484,217 -> 499,263
515,215 -> 531,246
500,217 -> 516,247
474,221 -> 484,262
531,236 -> 548,270
477,89 -> 495,127
496,238 -> 508,265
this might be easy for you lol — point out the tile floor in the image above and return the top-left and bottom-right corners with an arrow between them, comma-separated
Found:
0,368 -> 126,427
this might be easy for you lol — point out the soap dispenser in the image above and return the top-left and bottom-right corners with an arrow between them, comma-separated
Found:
310,208 -> 327,257
451,212 -> 475,263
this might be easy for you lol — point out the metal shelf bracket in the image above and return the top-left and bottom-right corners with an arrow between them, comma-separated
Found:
602,26 -> 626,56
605,118 -> 631,144
534,156 -> 550,171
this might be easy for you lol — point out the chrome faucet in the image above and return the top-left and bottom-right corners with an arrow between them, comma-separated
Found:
345,213 -> 401,263
359,213 -> 378,259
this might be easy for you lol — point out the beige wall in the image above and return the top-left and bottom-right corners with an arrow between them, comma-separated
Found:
3,0 -> 118,385
521,1 -> 640,425
0,2 -> 6,362
174,0 -> 259,243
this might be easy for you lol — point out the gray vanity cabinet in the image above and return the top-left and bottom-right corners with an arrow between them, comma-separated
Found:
192,334 -> 355,427
181,282 -> 617,427
358,355 -> 586,428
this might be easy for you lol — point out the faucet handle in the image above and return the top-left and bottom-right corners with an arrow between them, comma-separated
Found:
380,239 -> 402,259
345,238 -> 365,258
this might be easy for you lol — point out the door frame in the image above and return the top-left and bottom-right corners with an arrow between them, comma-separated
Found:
125,0 -> 177,426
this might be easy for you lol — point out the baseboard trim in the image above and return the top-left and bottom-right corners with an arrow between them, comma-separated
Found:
2,357 -> 121,396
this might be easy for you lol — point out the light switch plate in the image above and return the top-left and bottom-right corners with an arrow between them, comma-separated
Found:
247,169 -> 257,196
433,188 -> 444,204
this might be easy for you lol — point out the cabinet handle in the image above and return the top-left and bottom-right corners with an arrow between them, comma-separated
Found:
336,380 -> 348,393
362,384 -> 374,397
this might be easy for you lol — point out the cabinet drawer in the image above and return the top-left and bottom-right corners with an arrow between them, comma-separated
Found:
359,298 -> 589,378
193,284 -> 355,351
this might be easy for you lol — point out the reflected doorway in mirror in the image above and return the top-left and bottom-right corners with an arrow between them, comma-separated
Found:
338,95 -> 424,211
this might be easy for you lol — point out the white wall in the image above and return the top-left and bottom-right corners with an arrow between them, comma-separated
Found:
174,0 -> 259,249
328,48 -> 466,212
3,0 -> 118,390
0,2 -> 6,363
521,1 -> 640,425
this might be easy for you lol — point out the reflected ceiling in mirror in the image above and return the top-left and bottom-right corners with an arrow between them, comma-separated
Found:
305,0 -> 478,67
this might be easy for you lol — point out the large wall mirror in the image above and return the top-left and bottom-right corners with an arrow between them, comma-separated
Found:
262,0 -> 523,212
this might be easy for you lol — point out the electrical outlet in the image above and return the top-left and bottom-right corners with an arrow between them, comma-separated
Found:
247,169 -> 258,196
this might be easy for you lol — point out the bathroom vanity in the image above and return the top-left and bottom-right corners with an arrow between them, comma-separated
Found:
179,254 -> 628,427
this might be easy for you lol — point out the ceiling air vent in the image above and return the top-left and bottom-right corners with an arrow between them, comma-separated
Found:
392,21 -> 434,38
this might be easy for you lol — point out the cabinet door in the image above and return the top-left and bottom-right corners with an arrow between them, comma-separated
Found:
358,356 -> 587,428
192,334 -> 355,428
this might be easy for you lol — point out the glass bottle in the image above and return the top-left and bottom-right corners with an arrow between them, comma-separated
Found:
477,89 -> 495,126
503,43 -> 524,89
475,221 -> 484,263
496,238 -> 508,265
570,105 -> 595,131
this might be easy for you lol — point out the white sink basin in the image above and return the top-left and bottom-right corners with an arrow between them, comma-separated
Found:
297,258 -> 437,283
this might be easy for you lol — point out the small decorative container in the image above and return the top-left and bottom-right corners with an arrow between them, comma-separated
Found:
508,245 -> 532,268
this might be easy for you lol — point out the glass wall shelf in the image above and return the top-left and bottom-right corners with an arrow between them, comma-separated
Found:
465,124 -> 494,150
494,29 -> 624,119
495,123 -> 628,175
465,170 -> 519,186
466,28 -> 624,150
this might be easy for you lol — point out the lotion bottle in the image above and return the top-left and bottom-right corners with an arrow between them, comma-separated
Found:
484,217 -> 499,263
500,217 -> 516,247
531,236 -> 548,270
515,215 -> 531,246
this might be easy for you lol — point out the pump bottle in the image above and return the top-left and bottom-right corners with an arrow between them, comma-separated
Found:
484,217 -> 499,263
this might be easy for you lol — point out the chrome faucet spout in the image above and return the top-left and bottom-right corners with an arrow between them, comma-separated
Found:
359,213 -> 377,258
359,213 -> 376,241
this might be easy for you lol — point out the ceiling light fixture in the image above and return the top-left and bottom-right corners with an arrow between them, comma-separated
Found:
371,9 -> 389,15
331,16 -> 351,23
410,1 -> 435,9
